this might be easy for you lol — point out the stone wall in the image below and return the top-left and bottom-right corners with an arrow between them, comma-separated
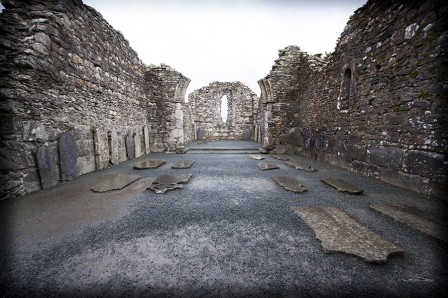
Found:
184,81 -> 258,143
0,0 -> 188,199
144,64 -> 190,152
258,0 -> 448,198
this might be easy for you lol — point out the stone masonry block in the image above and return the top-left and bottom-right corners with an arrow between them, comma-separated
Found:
402,150 -> 446,178
367,145 -> 403,168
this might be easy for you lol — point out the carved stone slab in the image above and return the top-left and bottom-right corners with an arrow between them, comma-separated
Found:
293,206 -> 403,263
37,144 -> 59,189
148,174 -> 192,194
272,176 -> 307,193
172,160 -> 195,169
321,177 -> 364,194
285,160 -> 315,172
133,159 -> 165,169
249,154 -> 265,160
59,132 -> 78,181
371,204 -> 448,244
126,133 -> 135,160
197,127 -> 204,140
91,174 -> 141,192
271,154 -> 289,161
258,162 -> 279,170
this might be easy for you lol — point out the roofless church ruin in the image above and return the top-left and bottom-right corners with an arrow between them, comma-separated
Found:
0,0 -> 447,199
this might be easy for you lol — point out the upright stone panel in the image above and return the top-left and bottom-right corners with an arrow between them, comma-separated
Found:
37,143 -> 59,189
59,132 -> 78,181
126,133 -> 135,160
134,132 -> 142,158
143,126 -> 150,154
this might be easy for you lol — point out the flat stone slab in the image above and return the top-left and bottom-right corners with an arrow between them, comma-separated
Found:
172,160 -> 195,169
321,177 -> 364,194
272,176 -> 307,193
91,174 -> 141,192
258,162 -> 279,170
249,154 -> 265,160
370,204 -> 448,244
133,160 -> 165,169
271,154 -> 289,161
293,206 -> 403,263
285,160 -> 316,172
258,148 -> 268,154
59,132 -> 78,181
148,174 -> 192,194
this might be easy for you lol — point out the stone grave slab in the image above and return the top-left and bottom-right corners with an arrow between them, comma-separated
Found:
59,132 -> 78,181
271,154 -> 289,161
285,160 -> 316,172
293,206 -> 403,263
249,154 -> 265,160
258,162 -> 279,171
126,133 -> 135,160
133,159 -> 165,169
321,177 -> 364,195
371,204 -> 448,244
258,148 -> 268,154
148,174 -> 192,194
91,174 -> 141,192
37,144 -> 59,189
197,127 -> 204,140
272,176 -> 307,193
172,160 -> 195,169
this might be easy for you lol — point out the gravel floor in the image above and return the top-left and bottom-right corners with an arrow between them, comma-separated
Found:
1,141 -> 447,297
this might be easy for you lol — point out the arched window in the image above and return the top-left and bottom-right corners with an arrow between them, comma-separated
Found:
221,95 -> 228,123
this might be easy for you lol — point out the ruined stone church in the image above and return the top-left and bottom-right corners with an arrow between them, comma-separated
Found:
0,0 -> 447,200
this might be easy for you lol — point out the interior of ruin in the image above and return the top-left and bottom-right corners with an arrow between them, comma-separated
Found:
0,0 -> 446,199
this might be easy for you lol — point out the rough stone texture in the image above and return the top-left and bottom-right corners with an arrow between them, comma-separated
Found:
36,143 -> 59,189
145,64 -> 190,153
284,160 -> 315,172
133,160 -> 165,170
148,174 -> 192,194
0,1 -> 189,199
257,0 -> 448,198
58,132 -> 78,181
293,206 -> 404,263
90,174 -> 141,192
371,204 -> 448,244
321,177 -> 364,195
172,160 -> 194,169
258,162 -> 279,171
184,82 -> 258,143
272,176 -> 307,193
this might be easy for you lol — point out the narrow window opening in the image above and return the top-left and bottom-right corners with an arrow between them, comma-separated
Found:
221,95 -> 228,123
340,68 -> 352,110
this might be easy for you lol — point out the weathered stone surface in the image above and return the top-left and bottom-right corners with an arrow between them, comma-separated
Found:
293,206 -> 403,263
402,150 -> 446,178
126,133 -> 135,160
271,155 -> 289,161
148,174 -> 192,194
249,154 -> 265,160
272,176 -> 307,193
370,204 -> 448,244
91,174 -> 141,192
258,162 -> 279,171
284,160 -> 315,172
366,145 -> 403,169
255,1 -> 448,197
143,126 -> 150,154
172,160 -> 194,169
321,177 -> 364,195
59,132 -> 78,181
184,82 -> 258,143
37,143 -> 59,189
133,160 -> 165,170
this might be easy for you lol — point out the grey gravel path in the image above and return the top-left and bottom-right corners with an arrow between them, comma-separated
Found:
1,141 -> 447,297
